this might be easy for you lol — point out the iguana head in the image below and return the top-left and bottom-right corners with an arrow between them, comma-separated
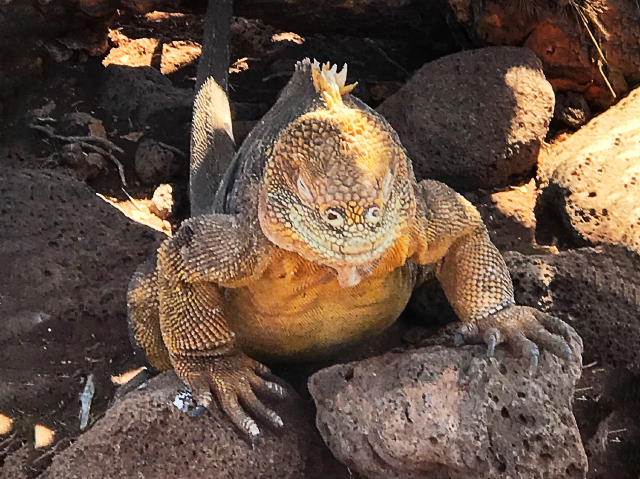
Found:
258,61 -> 416,287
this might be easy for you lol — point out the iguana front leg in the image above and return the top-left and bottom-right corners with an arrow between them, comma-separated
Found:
156,214 -> 288,442
409,179 -> 582,364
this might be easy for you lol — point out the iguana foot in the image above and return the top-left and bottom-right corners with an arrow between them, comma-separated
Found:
454,305 -> 582,368
173,351 -> 289,444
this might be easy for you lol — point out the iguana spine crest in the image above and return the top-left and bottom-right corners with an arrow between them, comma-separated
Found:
310,60 -> 357,109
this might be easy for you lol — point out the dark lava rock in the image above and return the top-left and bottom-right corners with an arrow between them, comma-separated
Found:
377,46 -> 554,191
505,246 -> 640,372
100,65 -> 193,147
39,372 -> 348,479
0,168 -> 162,467
134,139 -> 181,186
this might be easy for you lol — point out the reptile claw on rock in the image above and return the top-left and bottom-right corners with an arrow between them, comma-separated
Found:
485,330 -> 498,357
248,423 -> 261,448
529,347 -> 540,370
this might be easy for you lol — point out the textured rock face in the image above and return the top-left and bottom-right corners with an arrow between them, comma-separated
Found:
467,0 -> 638,108
0,168 -> 161,464
505,246 -> 640,476
40,372 -> 348,479
0,0 -> 112,101
377,46 -> 554,191
309,342 -> 586,479
135,139 -> 181,186
0,169 -> 158,331
100,65 -> 193,146
537,86 -> 640,254
506,246 -> 640,372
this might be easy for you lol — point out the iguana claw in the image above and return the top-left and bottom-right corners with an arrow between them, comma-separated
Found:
484,328 -> 501,357
173,351 -> 289,444
455,305 -> 581,369
454,322 -> 479,347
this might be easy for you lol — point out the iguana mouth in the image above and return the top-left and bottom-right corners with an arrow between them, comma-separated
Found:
288,209 -> 398,264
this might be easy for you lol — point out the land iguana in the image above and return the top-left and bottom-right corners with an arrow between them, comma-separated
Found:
127,0 -> 581,444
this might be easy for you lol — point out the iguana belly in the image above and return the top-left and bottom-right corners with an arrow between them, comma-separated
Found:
225,251 -> 415,361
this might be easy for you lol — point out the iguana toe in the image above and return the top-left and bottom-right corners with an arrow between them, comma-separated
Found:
454,322 -> 480,347
484,327 -> 501,357
173,351 -> 286,444
456,305 -> 579,368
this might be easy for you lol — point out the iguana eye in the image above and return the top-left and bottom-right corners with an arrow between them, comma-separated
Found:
366,206 -> 382,224
323,208 -> 344,228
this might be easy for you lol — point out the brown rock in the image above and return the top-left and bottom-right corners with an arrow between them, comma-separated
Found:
522,17 -> 616,108
598,0 -> 640,85
377,47 -> 554,191
120,0 -> 162,14
0,168 -> 160,341
160,41 -> 202,75
468,0 -> 638,109
309,341 -> 586,479
232,17 -> 279,61
474,1 -> 533,45
537,86 -> 640,254
0,168 -> 161,454
58,111 -> 107,138
505,243 -> 640,474
233,0 -> 420,36
0,444 -> 31,479
60,143 -> 108,182
76,0 -> 113,17
0,45 -> 43,102
506,246 -> 640,372
465,179 -> 540,254
553,91 -> 591,129
150,183 -> 174,220
102,37 -> 161,69
40,372 -> 348,479
135,139 -> 181,186
100,65 -> 192,146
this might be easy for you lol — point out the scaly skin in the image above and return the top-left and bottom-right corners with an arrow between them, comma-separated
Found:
127,61 -> 581,443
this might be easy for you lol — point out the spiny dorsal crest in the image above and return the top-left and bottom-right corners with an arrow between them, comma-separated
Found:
310,60 -> 357,110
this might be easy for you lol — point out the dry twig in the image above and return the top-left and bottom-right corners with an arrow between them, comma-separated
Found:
30,122 -> 128,187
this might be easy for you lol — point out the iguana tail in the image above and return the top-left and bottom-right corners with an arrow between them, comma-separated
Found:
190,0 -> 235,217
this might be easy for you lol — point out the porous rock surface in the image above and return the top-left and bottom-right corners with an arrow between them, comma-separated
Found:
506,246 -> 640,372
0,168 -> 160,342
309,341 -> 586,479
465,0 -> 638,108
0,168 -> 161,453
135,139 -> 181,186
537,86 -> 640,254
377,46 -> 554,191
40,372 -> 348,479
